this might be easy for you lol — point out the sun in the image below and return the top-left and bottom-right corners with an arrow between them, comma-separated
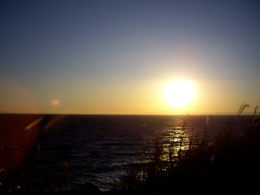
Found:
164,80 -> 195,108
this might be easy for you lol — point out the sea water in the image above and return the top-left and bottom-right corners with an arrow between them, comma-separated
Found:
0,114 -> 255,191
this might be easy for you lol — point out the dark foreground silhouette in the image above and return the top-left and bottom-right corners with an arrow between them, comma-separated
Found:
0,105 -> 259,194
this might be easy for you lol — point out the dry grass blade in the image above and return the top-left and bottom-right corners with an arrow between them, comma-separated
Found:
253,116 -> 258,127
254,105 -> 259,117
237,104 -> 250,118
182,113 -> 189,129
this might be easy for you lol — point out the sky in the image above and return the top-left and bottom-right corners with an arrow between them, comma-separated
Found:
0,0 -> 260,115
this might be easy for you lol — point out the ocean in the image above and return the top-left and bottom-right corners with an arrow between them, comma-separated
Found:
0,114 -> 255,191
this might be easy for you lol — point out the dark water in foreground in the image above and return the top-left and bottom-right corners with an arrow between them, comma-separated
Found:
0,114 -> 256,191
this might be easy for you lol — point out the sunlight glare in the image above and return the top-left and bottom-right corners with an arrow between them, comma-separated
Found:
164,80 -> 195,108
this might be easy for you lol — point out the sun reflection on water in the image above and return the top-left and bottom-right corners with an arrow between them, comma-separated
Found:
156,115 -> 199,162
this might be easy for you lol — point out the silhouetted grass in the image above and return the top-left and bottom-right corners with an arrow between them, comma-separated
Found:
113,104 -> 260,194
1,106 -> 259,194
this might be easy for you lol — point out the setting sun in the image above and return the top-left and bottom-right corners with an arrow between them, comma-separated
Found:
164,80 -> 195,108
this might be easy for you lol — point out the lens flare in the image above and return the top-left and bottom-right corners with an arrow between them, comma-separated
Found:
52,100 -> 59,106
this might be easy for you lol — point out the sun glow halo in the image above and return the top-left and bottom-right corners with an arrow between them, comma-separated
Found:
164,80 -> 195,108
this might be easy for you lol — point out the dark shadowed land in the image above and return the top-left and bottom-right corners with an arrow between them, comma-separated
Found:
0,105 -> 259,194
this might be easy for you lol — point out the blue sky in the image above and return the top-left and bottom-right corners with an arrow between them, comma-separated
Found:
0,0 -> 260,114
